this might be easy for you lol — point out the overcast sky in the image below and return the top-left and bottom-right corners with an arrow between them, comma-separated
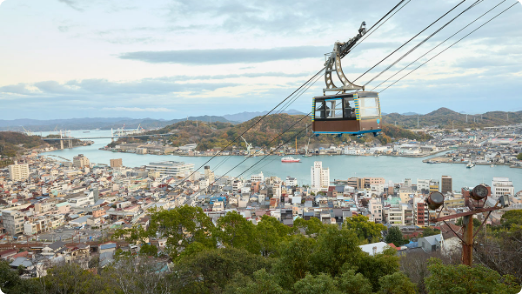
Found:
0,0 -> 521,120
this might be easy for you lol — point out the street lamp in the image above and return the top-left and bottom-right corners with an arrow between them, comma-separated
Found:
428,184 -> 511,266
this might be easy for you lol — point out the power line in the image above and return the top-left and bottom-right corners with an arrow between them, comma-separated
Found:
380,1 -> 519,92
363,0 -> 483,87
352,0 -> 467,83
371,0 -> 508,91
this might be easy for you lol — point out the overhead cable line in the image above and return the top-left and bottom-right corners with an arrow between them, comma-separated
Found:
380,1 -> 519,92
352,0 -> 413,51
352,0 -> 468,83
371,0 -> 508,91
174,67 -> 325,186
200,113 -> 312,192
363,0 -> 483,86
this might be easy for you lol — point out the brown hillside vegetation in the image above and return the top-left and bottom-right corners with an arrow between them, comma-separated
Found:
116,114 -> 432,151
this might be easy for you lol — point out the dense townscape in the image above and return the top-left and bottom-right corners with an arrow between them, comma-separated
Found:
1,140 -> 521,293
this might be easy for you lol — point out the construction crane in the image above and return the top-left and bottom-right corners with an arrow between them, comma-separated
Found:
240,136 -> 253,156
21,126 -> 33,136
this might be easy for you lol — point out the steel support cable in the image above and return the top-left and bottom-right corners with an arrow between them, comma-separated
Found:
380,1 -> 519,93
352,0 -> 413,51
277,70 -> 324,114
213,70 -> 323,172
352,0 -> 468,83
173,67 -> 325,186
371,0 -> 507,91
201,113 -> 312,191
365,0 -> 408,35
363,0 -> 483,87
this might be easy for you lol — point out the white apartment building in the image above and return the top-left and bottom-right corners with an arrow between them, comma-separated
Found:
67,192 -> 95,207
491,177 -> 514,198
417,179 -> 430,193
285,176 -> 298,187
250,172 -> 264,183
311,161 -> 330,192
2,210 -> 25,235
145,161 -> 194,177
8,162 -> 29,181
368,199 -> 383,223
204,166 -> 215,183
73,154 -> 90,168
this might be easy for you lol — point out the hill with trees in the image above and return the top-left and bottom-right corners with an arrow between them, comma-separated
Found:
110,113 -> 432,151
383,107 -> 522,129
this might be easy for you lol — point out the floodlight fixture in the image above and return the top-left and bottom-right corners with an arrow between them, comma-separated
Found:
426,191 -> 444,210
470,184 -> 488,201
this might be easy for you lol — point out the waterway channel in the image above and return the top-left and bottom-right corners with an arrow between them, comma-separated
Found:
41,130 -> 522,192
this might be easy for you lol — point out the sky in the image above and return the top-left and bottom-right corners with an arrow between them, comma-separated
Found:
0,0 -> 521,120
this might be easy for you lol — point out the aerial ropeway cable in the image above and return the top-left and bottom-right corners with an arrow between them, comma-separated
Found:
379,1 -> 519,92
371,0 -> 508,91
352,0 -> 468,83
362,0 -> 484,87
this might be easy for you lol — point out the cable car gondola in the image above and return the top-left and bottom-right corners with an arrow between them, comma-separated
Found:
312,22 -> 382,137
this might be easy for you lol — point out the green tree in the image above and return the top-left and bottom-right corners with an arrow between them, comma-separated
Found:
425,258 -> 520,294
379,272 -> 416,294
309,225 -> 363,277
171,248 -> 272,293
517,153 -> 522,160
139,243 -> 158,256
500,209 -> 522,230
456,217 -> 481,228
343,215 -> 386,244
0,260 -> 40,294
224,269 -> 287,294
216,211 -> 259,254
357,247 -> 401,291
422,227 -> 441,237
293,273 -> 341,294
385,226 -> 406,247
293,217 -> 325,236
336,269 -> 373,294
274,235 -> 316,289
255,215 -> 294,257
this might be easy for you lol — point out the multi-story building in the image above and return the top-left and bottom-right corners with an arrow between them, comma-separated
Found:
204,166 -> 215,183
491,177 -> 514,198
441,175 -> 453,194
250,171 -> 264,183
145,161 -> 194,177
285,176 -> 298,187
8,162 -> 29,181
67,193 -> 95,207
417,179 -> 430,194
368,199 -> 383,223
429,180 -> 440,192
73,154 -> 90,168
1,210 -> 25,235
311,161 -> 330,192
110,158 -> 123,168
413,196 -> 429,226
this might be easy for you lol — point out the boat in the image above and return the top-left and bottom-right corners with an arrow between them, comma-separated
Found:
83,131 -> 90,133
466,162 -> 475,168
427,160 -> 439,164
490,164 -> 495,168
281,156 -> 300,163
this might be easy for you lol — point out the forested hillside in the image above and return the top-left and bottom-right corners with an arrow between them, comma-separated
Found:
112,114 -> 432,150
383,107 -> 522,129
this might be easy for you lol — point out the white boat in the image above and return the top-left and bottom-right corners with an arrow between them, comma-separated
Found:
281,156 -> 300,163
466,162 -> 475,168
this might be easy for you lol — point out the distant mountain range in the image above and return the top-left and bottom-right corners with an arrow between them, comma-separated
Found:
1,107 -> 520,132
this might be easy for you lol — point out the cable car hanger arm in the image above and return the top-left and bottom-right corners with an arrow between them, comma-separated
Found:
324,22 -> 367,94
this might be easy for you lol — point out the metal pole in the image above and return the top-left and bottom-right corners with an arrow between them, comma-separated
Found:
462,215 -> 473,266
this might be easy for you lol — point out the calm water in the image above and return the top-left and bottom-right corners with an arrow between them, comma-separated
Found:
40,130 -> 522,192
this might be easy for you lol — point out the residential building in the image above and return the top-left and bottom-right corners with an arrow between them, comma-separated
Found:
110,158 -> 123,168
417,179 -> 430,194
144,161 -> 194,177
73,154 -> 90,168
2,210 -> 25,235
413,196 -> 429,226
8,162 -> 29,181
285,176 -> 298,187
311,161 -> 330,192
441,175 -> 452,194
429,180 -> 440,192
250,172 -> 264,183
491,177 -> 514,198
368,199 -> 383,223
204,166 -> 215,183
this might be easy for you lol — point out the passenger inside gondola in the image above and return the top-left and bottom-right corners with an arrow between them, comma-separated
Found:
344,101 -> 355,119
